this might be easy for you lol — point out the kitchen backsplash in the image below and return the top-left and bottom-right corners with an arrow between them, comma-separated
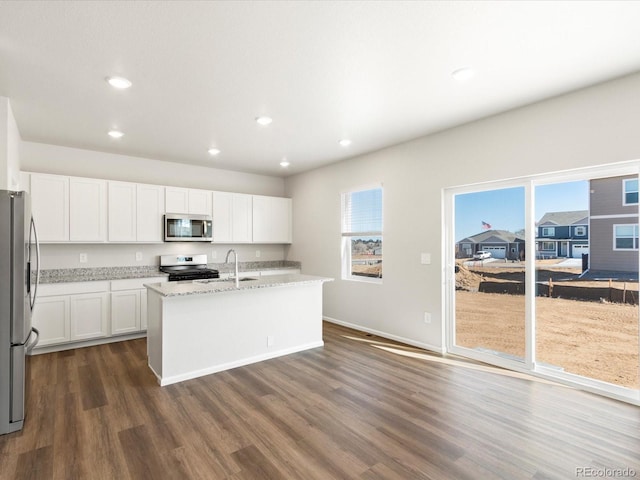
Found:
39,243 -> 287,269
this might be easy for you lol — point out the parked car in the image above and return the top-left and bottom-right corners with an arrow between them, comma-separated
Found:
473,250 -> 492,260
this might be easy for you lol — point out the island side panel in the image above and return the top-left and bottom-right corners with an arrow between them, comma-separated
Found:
159,282 -> 324,385
146,289 -> 164,381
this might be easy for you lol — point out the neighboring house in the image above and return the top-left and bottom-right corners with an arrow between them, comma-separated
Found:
456,229 -> 525,260
535,210 -> 589,259
588,175 -> 639,273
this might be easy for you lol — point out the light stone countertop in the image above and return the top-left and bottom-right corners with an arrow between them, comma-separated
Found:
145,273 -> 333,297
37,261 -> 301,284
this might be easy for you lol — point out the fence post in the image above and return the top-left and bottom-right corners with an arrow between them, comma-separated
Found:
549,278 -> 553,298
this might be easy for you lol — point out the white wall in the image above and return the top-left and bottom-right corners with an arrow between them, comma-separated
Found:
285,72 -> 640,352
21,141 -> 284,196
22,141 -> 289,268
0,97 -> 22,190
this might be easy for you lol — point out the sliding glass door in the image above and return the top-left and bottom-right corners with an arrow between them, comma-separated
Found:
535,176 -> 639,390
446,167 -> 640,403
453,187 -> 526,363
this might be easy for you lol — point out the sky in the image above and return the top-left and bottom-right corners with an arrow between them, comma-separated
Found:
455,181 -> 589,241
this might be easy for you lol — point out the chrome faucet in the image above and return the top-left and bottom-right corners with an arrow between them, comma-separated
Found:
225,249 -> 239,288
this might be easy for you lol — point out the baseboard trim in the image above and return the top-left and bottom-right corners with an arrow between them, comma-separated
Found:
30,332 -> 147,355
158,341 -> 325,386
323,316 -> 443,354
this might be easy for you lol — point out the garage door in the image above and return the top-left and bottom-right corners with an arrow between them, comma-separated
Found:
572,245 -> 589,258
482,246 -> 506,259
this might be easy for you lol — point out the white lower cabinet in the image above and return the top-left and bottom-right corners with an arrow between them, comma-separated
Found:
110,290 -> 141,335
33,296 -> 70,346
110,277 -> 167,336
33,281 -> 110,347
33,277 -> 167,351
69,292 -> 109,340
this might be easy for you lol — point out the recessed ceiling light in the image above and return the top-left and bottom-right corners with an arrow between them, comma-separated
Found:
451,67 -> 475,82
255,116 -> 273,126
106,76 -> 132,89
208,148 -> 221,156
280,160 -> 290,167
339,139 -> 352,147
108,130 -> 124,138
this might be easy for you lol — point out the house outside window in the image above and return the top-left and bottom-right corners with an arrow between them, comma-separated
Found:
574,226 -> 586,236
341,185 -> 383,282
542,227 -> 555,237
623,178 -> 638,205
613,224 -> 639,250
541,241 -> 555,251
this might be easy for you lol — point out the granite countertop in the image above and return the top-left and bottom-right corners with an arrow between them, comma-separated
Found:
38,266 -> 168,284
145,273 -> 333,297
37,261 -> 302,284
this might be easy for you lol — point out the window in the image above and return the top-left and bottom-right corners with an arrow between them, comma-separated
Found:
541,241 -> 555,251
341,186 -> 383,281
574,226 -> 586,236
542,227 -> 555,237
614,224 -> 639,250
623,178 -> 638,205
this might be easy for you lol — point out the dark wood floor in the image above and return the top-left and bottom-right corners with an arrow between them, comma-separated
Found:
1,322 -> 639,479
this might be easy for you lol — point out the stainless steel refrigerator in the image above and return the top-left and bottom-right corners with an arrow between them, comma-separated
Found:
0,190 -> 40,435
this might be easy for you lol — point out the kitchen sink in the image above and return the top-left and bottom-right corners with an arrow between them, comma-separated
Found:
193,277 -> 258,284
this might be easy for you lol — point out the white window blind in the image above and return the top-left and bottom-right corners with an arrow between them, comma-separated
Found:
341,186 -> 383,236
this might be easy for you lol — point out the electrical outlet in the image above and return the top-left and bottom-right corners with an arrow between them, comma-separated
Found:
424,312 -> 431,324
135,252 -> 143,262
79,253 -> 88,263
211,250 -> 217,260
421,253 -> 431,265
256,250 -> 261,258
267,335 -> 274,347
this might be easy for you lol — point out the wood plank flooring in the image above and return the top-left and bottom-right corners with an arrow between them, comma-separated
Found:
1,322 -> 639,479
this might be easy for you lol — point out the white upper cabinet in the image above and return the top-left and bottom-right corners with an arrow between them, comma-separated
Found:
31,173 -> 108,242
137,184 -> 165,242
252,195 -> 292,244
108,181 -> 137,242
69,177 -> 107,242
232,194 -> 253,242
212,191 -> 233,242
212,192 -> 253,243
188,188 -> 212,215
165,187 -> 189,214
165,187 -> 211,215
109,181 -> 165,242
27,172 -> 292,245
30,173 -> 70,242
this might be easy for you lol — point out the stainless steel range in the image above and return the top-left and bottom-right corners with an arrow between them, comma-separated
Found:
159,254 -> 219,281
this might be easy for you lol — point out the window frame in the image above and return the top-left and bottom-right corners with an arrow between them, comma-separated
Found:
623,178 -> 639,206
613,223 -> 639,251
574,226 -> 586,237
541,241 -> 555,251
341,184 -> 383,283
542,226 -> 555,237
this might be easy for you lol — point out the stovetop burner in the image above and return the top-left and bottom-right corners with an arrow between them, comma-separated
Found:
159,254 -> 219,282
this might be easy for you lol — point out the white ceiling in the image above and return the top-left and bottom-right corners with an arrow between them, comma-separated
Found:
1,1 -> 640,177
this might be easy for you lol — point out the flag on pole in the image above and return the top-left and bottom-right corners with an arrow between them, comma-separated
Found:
481,221 -> 492,230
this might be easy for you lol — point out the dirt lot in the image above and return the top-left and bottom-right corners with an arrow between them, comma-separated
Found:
456,290 -> 639,389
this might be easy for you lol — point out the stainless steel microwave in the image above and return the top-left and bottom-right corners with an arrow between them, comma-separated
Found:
164,214 -> 213,242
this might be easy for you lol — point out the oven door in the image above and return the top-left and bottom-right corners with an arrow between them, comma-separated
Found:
164,214 -> 212,242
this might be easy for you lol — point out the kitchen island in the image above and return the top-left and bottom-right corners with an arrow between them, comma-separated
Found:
145,274 -> 333,386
